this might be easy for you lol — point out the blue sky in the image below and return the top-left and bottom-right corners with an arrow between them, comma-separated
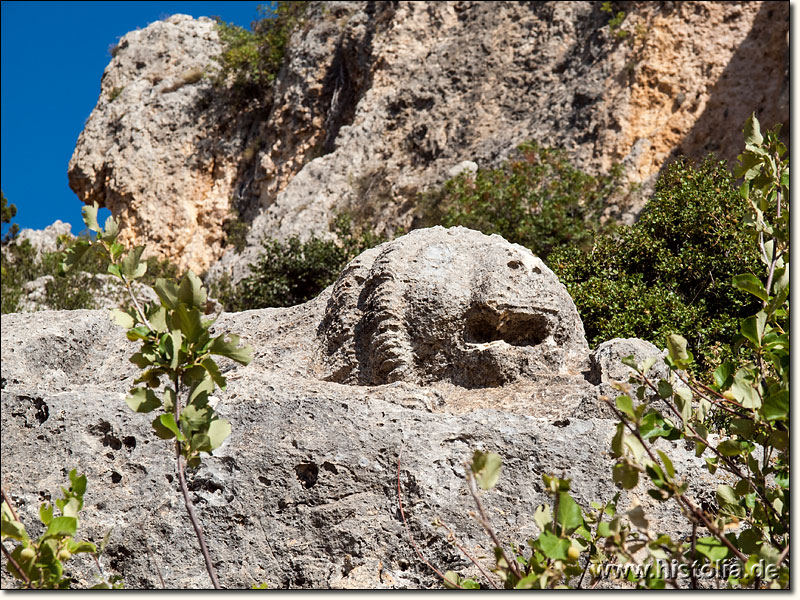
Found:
1,1 -> 263,237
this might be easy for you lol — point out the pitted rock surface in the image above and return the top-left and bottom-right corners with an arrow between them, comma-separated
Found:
317,227 -> 588,388
1,229 -> 730,589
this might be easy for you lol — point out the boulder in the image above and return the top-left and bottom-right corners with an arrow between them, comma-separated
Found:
317,227 -> 588,387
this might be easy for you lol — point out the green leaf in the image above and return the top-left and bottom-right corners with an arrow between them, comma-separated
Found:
718,440 -> 743,456
82,202 -> 101,233
125,387 -> 162,413
39,502 -> 53,526
611,422 -> 625,457
207,418 -> 231,451
153,278 -> 179,310
209,334 -> 253,365
1,509 -> 28,541
109,308 -> 135,330
657,380 -> 673,399
69,470 -> 87,500
168,329 -> 183,371
656,450 -> 675,479
59,497 -> 80,518
148,306 -> 168,333
761,390 -> 788,422
674,386 -> 692,426
640,412 -> 678,441
178,270 -> 207,309
533,504 -> 552,533
538,530 -> 569,560
190,433 -> 212,454
626,503 -> 649,532
713,362 -> 735,389
120,246 -> 147,280
471,450 -> 502,490
741,312 -> 767,347
716,485 -> 738,506
615,395 -> 635,420
743,113 -> 763,147
102,215 -> 119,241
732,273 -> 768,302
731,368 -> 760,409
695,536 -> 729,562
443,571 -> 461,589
43,516 -> 77,539
620,355 -> 639,371
126,326 -> 152,342
61,241 -> 91,273
201,357 -> 226,390
180,403 -> 211,431
557,492 -> 584,533
152,414 -> 184,441
640,356 -> 658,375
665,334 -> 690,366
67,539 -> 97,555
612,463 -> 638,489
173,304 -> 203,344
107,263 -> 122,279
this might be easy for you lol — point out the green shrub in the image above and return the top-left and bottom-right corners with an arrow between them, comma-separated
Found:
1,471 -> 123,589
2,191 -> 20,243
420,142 -> 622,261
550,156 -> 761,375
61,203 -> 253,588
1,206 -> 180,314
213,2 -> 307,99
222,214 -> 384,311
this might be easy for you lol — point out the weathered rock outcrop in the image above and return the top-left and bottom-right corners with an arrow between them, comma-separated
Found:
317,227 -> 587,387
2,229 -> 723,588
68,15 -> 251,274
68,2 -> 788,280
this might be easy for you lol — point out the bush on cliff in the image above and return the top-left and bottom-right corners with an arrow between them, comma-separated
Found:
0,199 -> 180,314
549,156 -> 761,375
218,214 -> 385,311
213,2 -> 307,99
419,142 -> 623,261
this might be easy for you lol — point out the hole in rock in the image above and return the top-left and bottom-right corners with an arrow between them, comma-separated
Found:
322,461 -> 339,475
464,305 -> 550,346
294,462 -> 319,489
111,472 -> 122,484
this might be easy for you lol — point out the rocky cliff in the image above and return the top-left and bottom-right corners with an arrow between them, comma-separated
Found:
2,228 -> 721,588
67,1 -> 789,279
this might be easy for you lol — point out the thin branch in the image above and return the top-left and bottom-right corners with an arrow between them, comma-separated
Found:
122,275 -> 152,330
396,446 -> 463,588
776,543 -> 789,567
144,542 -> 166,589
689,522 -> 698,590
602,397 -> 749,565
1,487 -> 21,522
435,518 -> 500,589
176,452 -> 220,589
173,374 -> 221,589
1,539 -> 32,587
465,470 -> 523,582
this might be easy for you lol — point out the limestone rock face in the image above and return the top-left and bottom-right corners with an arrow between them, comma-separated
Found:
214,0 -> 788,281
317,227 -> 587,387
14,221 -> 72,259
67,15 -> 249,274
68,3 -> 787,281
1,230 -> 727,589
